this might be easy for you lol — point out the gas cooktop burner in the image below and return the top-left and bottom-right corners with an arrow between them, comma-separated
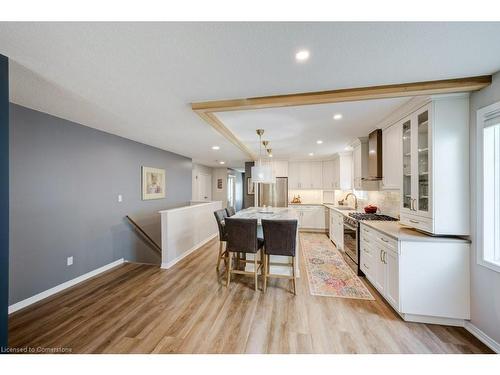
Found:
348,213 -> 398,221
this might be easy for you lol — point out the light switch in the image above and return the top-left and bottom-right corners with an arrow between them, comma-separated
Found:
67,256 -> 73,266
118,194 -> 123,202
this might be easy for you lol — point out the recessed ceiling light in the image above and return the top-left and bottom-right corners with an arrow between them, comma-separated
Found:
295,49 -> 310,62
308,152 -> 314,156
219,161 -> 225,165
333,113 -> 343,120
211,146 -> 220,150
316,140 -> 323,144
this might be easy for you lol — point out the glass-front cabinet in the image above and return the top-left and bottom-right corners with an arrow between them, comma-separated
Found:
400,104 -> 432,218
402,118 -> 412,211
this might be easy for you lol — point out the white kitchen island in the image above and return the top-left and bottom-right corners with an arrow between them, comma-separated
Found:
232,207 -> 300,277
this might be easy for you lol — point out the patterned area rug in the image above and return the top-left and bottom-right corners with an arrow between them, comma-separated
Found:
300,232 -> 374,300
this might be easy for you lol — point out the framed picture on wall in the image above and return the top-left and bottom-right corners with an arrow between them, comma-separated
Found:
247,177 -> 254,195
142,166 -> 166,200
216,178 -> 223,191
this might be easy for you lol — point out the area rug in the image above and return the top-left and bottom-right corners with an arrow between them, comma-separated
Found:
300,232 -> 374,300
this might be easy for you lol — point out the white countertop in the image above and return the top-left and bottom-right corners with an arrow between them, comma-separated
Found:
360,220 -> 470,243
323,204 -> 469,243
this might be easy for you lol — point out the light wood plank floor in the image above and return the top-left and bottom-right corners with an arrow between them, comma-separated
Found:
9,235 -> 492,354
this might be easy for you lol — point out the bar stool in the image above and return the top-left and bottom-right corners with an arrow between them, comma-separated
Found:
224,217 -> 264,291
225,206 -> 236,217
261,219 -> 298,295
213,209 -> 229,271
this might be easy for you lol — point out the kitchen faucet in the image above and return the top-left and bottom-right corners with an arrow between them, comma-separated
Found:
342,192 -> 358,209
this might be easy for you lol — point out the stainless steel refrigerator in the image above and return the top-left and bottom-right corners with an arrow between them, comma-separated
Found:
258,177 -> 288,207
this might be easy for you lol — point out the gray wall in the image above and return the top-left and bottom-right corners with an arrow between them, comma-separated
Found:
469,71 -> 500,346
9,104 -> 192,305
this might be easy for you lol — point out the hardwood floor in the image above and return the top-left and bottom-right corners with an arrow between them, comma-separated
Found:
8,235 -> 492,354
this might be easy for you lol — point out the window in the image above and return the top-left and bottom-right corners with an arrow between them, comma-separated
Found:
477,101 -> 500,272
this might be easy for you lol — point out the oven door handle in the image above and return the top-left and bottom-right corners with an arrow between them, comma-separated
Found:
343,223 -> 357,231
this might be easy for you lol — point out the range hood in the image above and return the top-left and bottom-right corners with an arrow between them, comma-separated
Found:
363,129 -> 383,181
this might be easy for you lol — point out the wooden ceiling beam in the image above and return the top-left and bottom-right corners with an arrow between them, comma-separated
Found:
191,75 -> 492,113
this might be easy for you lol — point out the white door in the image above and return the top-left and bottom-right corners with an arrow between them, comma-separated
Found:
384,249 -> 400,310
288,162 -> 300,189
373,246 -> 386,294
198,173 -> 212,201
310,161 -> 323,189
299,162 -> 312,188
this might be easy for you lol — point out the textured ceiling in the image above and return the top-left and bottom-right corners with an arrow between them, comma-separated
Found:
1,22 -> 499,167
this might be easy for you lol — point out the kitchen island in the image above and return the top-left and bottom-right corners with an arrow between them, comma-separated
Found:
233,207 -> 300,277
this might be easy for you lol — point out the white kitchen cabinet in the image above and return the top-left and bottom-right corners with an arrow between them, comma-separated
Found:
291,205 -> 327,231
329,208 -> 344,250
311,161 -> 323,189
399,95 -> 469,235
382,121 -> 402,190
333,153 -> 353,191
272,160 -> 288,177
288,161 -> 322,189
322,160 -> 335,190
360,223 -> 470,325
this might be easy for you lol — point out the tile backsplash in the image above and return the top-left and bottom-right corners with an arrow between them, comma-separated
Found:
334,190 -> 400,218
289,189 -> 400,218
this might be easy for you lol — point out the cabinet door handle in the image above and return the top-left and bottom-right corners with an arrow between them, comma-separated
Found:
383,251 -> 387,264
413,198 -> 417,211
409,219 -> 419,224
380,249 -> 384,263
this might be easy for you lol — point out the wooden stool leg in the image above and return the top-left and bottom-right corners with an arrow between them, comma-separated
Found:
263,253 -> 267,293
216,241 -> 224,271
254,254 -> 258,291
226,252 -> 232,287
292,256 -> 296,296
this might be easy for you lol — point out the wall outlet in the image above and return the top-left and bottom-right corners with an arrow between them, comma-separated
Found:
118,194 -> 123,202
67,256 -> 73,266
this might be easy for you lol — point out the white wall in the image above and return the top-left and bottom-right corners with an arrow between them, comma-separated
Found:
212,167 -> 228,208
469,71 -> 500,345
192,163 -> 213,201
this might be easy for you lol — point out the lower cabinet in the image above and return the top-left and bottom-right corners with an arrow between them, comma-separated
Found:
360,223 -> 470,325
329,209 -> 344,250
291,205 -> 327,231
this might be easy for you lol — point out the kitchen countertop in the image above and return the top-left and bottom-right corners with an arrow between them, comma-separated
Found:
288,203 -> 325,206
323,204 -> 469,243
360,220 -> 470,243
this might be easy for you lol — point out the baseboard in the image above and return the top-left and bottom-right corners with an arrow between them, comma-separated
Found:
8,258 -> 125,315
161,233 -> 217,269
464,321 -> 500,353
401,313 -> 466,327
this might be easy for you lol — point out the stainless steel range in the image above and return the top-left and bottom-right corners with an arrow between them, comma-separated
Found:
343,213 -> 398,275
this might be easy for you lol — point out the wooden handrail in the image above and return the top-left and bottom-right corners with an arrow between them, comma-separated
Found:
125,215 -> 162,254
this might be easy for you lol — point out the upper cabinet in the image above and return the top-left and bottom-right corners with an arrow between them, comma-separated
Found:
322,160 -> 335,189
382,122 -> 403,190
288,161 -> 322,189
399,95 -> 470,235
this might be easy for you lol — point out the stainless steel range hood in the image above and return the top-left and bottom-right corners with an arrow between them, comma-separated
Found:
363,129 -> 382,181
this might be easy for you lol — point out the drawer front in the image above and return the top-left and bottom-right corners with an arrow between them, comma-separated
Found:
400,212 -> 433,233
359,241 -> 374,277
374,232 -> 398,253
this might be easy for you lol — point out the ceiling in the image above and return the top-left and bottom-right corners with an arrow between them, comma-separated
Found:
216,97 -> 410,160
1,22 -> 500,168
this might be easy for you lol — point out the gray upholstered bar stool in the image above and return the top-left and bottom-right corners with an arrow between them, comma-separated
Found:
261,219 -> 298,295
225,206 -> 236,217
224,217 -> 264,291
213,209 -> 229,271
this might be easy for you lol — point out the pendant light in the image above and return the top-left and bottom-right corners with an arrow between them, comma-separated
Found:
251,129 -> 274,184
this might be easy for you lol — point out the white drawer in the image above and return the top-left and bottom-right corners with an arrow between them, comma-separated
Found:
360,242 -> 374,276
400,212 -> 433,233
